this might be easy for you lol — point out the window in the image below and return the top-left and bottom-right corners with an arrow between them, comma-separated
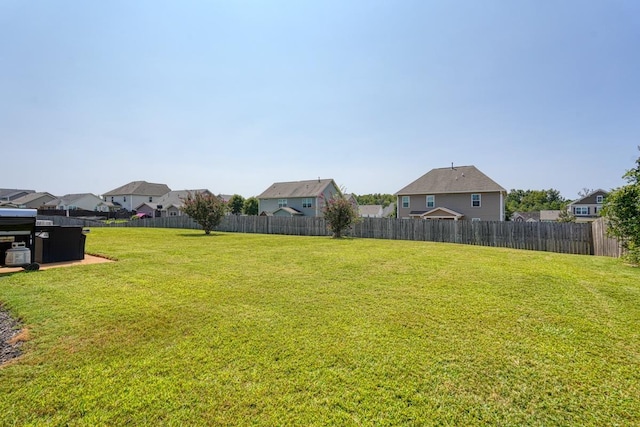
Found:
471,194 -> 481,207
302,198 -> 313,208
111,196 -> 114,202
426,195 -> 435,208
278,199 -> 288,208
472,218 -> 481,222
574,206 -> 589,215
124,196 -> 127,202
402,196 -> 410,209
149,196 -> 153,202
596,195 -> 603,204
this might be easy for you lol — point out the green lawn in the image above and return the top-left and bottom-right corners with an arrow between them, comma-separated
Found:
1,228 -> 639,426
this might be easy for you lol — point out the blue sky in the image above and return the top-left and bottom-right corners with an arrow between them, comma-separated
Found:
1,0 -> 639,200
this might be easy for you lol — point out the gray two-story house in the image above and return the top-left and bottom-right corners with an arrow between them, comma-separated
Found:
395,165 -> 507,221
566,189 -> 608,222
103,181 -> 171,212
257,179 -> 340,217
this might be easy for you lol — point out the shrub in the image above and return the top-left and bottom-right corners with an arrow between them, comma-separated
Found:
322,193 -> 359,238
181,192 -> 226,235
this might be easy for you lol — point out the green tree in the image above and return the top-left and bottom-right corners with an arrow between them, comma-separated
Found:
602,149 -> 640,264
181,192 -> 226,235
506,189 -> 568,218
228,194 -> 245,215
557,209 -> 576,223
322,193 -> 359,238
355,193 -> 395,207
243,197 -> 259,216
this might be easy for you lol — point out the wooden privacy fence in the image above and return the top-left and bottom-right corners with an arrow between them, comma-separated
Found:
591,218 -> 624,257
352,218 -> 593,254
40,215 -> 609,256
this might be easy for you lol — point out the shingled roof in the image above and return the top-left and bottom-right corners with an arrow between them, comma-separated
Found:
257,179 -> 337,199
103,181 -> 171,196
395,165 -> 506,195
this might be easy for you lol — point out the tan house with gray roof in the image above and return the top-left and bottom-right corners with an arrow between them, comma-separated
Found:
10,192 -> 57,209
395,165 -> 507,221
103,181 -> 171,212
257,179 -> 340,217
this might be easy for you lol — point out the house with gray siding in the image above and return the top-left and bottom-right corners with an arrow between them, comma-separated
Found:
257,179 -> 341,217
10,192 -> 57,209
566,189 -> 607,222
43,193 -> 112,212
395,165 -> 507,221
103,181 -> 171,212
135,189 -> 214,217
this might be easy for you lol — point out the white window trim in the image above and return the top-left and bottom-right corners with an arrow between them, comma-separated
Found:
278,199 -> 288,208
596,195 -> 603,204
302,198 -> 313,208
575,206 -> 589,215
471,194 -> 481,208
402,196 -> 410,209
426,195 -> 435,208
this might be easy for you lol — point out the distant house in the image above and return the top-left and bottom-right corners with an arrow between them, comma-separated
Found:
566,189 -> 608,222
135,189 -> 214,217
540,210 -> 562,222
0,189 -> 34,202
257,179 -> 341,217
383,203 -> 396,218
395,165 -> 507,221
343,193 -> 359,211
10,192 -> 57,209
511,211 -> 540,222
360,203 -> 396,218
102,181 -> 171,212
359,205 -> 384,218
43,193 -> 111,212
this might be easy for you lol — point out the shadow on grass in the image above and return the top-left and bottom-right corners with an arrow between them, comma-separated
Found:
176,232 -> 228,238
0,269 -> 37,277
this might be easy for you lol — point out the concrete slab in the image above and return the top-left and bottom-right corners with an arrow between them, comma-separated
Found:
0,254 -> 113,275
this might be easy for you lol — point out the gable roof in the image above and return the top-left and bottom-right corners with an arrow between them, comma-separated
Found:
382,203 -> 396,218
511,211 -> 541,222
410,207 -> 465,219
395,165 -> 506,195
359,205 -> 384,217
257,179 -> 338,199
153,189 -> 212,210
0,189 -> 35,201
103,181 -> 171,196
273,207 -> 304,216
45,193 -> 101,206
540,210 -> 562,221
567,189 -> 608,206
10,192 -> 56,205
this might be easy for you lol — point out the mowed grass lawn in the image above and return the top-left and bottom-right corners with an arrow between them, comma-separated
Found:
1,228 -> 639,426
